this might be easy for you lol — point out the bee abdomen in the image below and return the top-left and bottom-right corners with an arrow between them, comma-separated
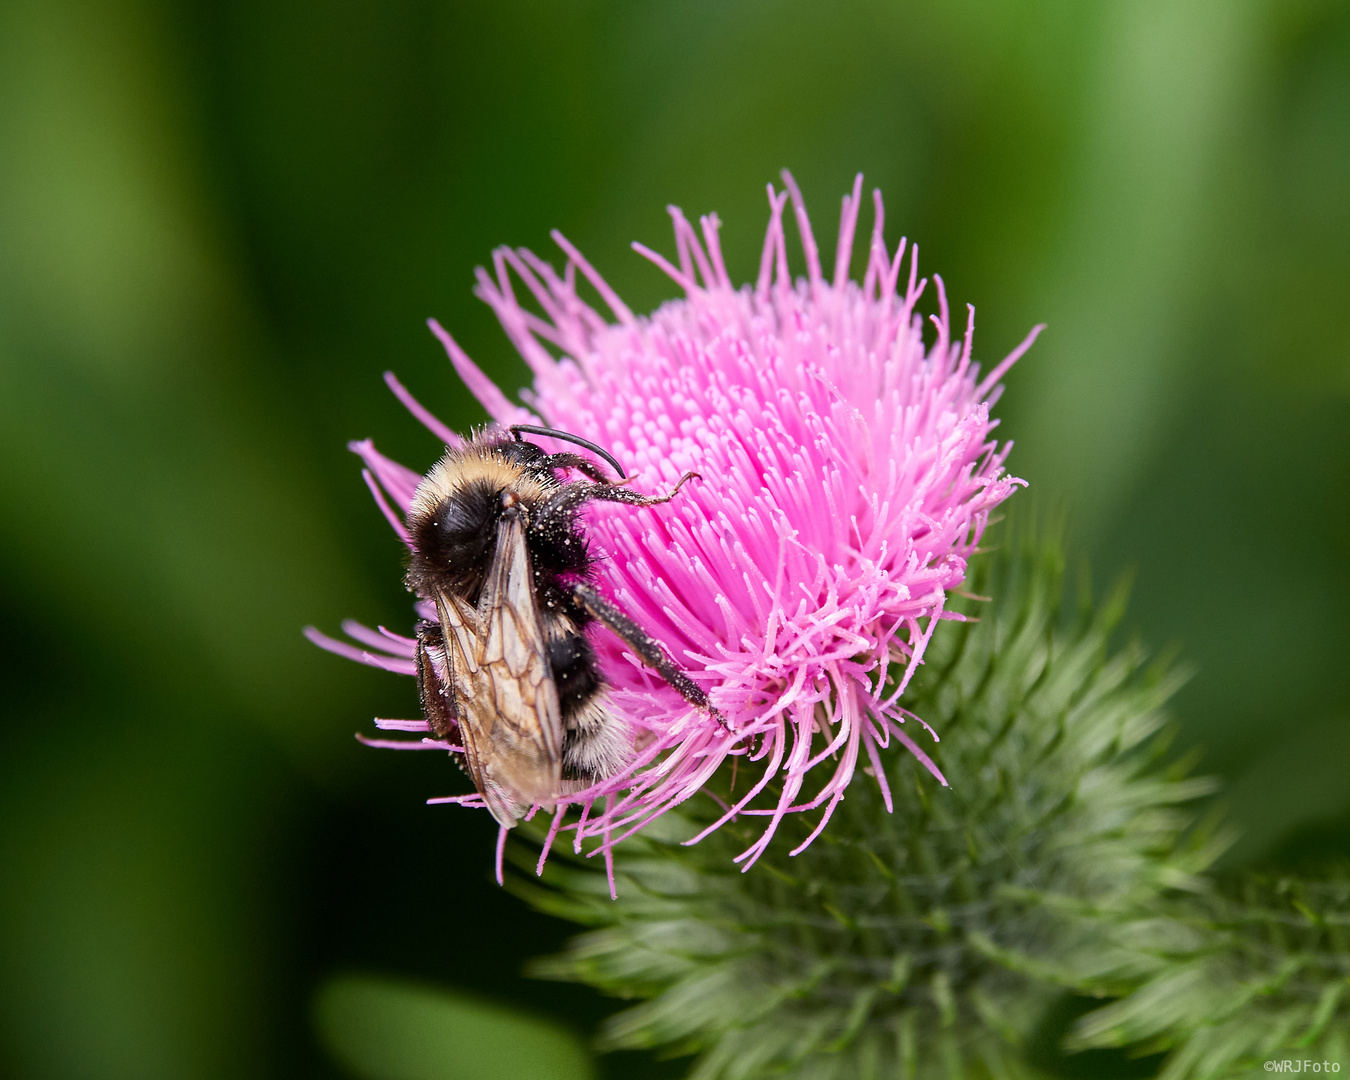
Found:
560,699 -> 630,784
544,624 -> 631,783
547,632 -> 602,715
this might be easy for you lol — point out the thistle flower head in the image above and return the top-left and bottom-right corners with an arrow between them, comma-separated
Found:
309,173 -> 1041,875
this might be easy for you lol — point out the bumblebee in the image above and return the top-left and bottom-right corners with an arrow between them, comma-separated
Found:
404,425 -> 719,827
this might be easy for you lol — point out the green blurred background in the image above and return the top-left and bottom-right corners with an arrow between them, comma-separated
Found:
2,0 -> 1348,1076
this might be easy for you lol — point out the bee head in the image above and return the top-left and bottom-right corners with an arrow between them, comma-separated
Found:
404,443 -> 553,602
405,476 -> 492,593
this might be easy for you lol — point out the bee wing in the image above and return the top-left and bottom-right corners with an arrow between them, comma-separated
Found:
434,513 -> 563,826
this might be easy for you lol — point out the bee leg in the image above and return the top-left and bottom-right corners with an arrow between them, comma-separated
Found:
539,452 -> 619,485
530,471 -> 702,536
415,622 -> 461,739
585,470 -> 701,506
571,583 -> 728,730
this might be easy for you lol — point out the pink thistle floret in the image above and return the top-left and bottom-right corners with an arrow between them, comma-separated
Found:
308,172 -> 1042,878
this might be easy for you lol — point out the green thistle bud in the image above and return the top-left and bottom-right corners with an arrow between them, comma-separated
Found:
510,530 -> 1230,1078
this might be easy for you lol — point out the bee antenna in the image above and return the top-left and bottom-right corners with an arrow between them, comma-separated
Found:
509,424 -> 628,480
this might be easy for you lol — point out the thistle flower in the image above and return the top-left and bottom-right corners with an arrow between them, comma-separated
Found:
308,172 -> 1042,878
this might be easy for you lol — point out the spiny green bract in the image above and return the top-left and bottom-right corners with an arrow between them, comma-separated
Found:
508,532 -> 1349,1079
1058,866 -> 1350,1078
